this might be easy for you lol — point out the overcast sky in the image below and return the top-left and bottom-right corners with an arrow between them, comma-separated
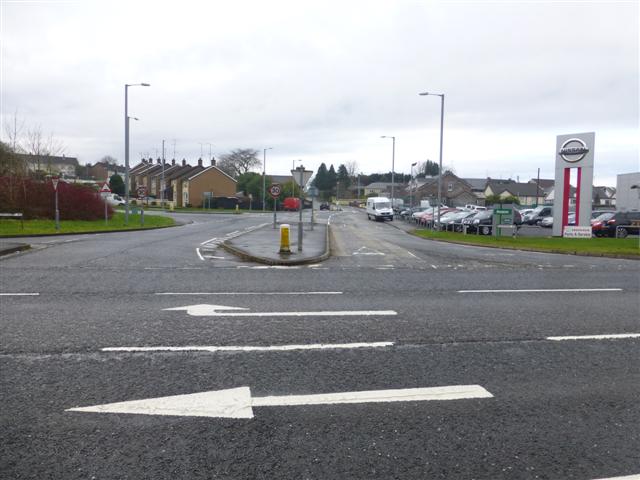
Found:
1,0 -> 638,185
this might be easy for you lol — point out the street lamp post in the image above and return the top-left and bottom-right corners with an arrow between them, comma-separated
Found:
410,161 -> 418,210
262,147 -> 272,212
419,92 -> 445,230
124,82 -> 150,225
381,136 -> 396,210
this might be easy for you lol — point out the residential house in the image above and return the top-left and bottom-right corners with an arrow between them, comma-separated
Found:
181,160 -> 237,207
413,172 -> 476,207
363,182 -> 395,196
164,160 -> 200,204
17,153 -> 79,178
592,186 -> 616,208
461,178 -> 490,205
87,160 -> 125,181
148,159 -> 182,198
484,180 -> 544,207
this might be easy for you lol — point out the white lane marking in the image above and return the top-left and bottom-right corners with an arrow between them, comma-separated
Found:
458,288 -> 623,293
200,237 -> 218,245
407,251 -> 419,259
592,474 -> 640,480
547,333 -> 640,341
66,384 -> 493,419
164,304 -> 397,317
0,293 -> 40,296
203,255 -> 226,259
101,342 -> 394,352
353,246 -> 385,256
156,291 -> 342,295
195,248 -> 205,261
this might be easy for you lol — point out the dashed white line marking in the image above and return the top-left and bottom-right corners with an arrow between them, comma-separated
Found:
458,288 -> 623,293
0,293 -> 40,296
547,333 -> 640,341
101,342 -> 393,353
196,248 -> 205,261
200,237 -> 218,245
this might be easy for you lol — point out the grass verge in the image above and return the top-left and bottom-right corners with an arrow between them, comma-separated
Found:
0,212 -> 175,237
412,229 -> 640,258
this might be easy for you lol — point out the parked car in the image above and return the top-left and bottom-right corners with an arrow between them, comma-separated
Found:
100,193 -> 125,206
523,205 -> 553,225
540,216 -> 553,228
319,202 -> 330,210
518,208 -> 534,217
591,212 -> 615,237
594,211 -> 640,238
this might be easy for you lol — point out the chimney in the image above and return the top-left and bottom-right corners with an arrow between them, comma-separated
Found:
210,157 -> 216,166
172,158 -> 176,166
198,158 -> 203,167
182,158 -> 186,166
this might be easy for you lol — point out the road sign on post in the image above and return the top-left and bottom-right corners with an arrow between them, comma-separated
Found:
268,184 -> 282,229
100,182 -> 111,193
52,177 -> 60,231
291,166 -> 314,251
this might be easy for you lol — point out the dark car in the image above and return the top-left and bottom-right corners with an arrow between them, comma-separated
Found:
469,209 -> 522,235
523,205 -> 553,225
595,211 -> 640,238
319,202 -> 330,210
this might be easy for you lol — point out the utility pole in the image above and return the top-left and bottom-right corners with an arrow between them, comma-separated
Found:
161,139 -> 165,208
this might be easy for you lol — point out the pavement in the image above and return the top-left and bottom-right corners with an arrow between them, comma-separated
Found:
221,220 -> 329,265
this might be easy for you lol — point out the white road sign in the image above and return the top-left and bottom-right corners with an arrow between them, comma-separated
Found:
66,384 -> 493,419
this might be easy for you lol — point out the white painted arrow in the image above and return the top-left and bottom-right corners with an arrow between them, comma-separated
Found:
66,385 -> 493,419
164,304 -> 397,317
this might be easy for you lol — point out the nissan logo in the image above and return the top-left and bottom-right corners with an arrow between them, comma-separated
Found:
559,138 -> 589,163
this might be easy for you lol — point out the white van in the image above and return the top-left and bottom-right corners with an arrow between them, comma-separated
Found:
100,192 -> 125,206
366,197 -> 394,221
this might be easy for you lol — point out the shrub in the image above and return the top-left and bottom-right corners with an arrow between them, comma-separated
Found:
0,176 -> 112,220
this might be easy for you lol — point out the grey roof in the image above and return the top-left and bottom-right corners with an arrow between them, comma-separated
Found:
528,178 -> 555,189
491,182 -> 544,197
364,182 -> 394,189
164,164 -> 195,182
592,186 -> 616,199
462,178 -> 489,191
171,165 -> 204,181
18,153 -> 78,166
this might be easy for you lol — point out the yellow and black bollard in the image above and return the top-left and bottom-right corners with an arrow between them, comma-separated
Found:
279,224 -> 291,253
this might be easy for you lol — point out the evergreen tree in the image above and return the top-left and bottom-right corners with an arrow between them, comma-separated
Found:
109,174 -> 125,196
337,164 -> 350,188
313,163 -> 329,190
327,164 -> 337,191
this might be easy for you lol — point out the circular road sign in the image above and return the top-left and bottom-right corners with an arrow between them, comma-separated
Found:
268,183 -> 282,198
136,186 -> 147,199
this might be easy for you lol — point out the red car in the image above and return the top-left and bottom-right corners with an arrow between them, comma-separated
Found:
282,197 -> 300,211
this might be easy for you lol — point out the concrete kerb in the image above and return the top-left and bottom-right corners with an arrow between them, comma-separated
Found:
0,243 -> 31,257
0,221 -> 187,239
221,222 -> 331,266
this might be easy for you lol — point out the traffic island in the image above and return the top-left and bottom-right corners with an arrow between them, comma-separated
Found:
0,241 -> 31,257
221,222 -> 331,265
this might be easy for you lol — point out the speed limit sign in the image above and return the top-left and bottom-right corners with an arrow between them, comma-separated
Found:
268,183 -> 282,198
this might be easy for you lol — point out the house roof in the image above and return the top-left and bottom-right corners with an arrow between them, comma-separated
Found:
364,182 -> 394,189
461,178 -> 489,191
17,153 -> 78,166
529,178 -> 555,189
592,186 -> 616,199
164,164 -> 196,182
170,165 -> 204,181
188,165 -> 237,183
490,182 -> 543,197
149,164 -> 180,180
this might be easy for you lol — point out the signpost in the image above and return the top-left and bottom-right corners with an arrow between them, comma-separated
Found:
136,186 -> 147,226
291,166 -> 313,251
52,177 -> 60,232
268,183 -> 282,229
493,205 -> 515,237
100,182 -> 111,224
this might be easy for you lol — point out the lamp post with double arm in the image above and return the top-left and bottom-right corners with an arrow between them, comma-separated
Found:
419,91 -> 444,230
124,82 -> 150,225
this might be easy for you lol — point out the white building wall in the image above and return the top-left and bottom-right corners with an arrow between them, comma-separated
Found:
616,172 -> 640,212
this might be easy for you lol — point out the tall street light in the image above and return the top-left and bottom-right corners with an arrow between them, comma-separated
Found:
419,91 -> 445,229
262,147 -> 272,211
380,136 -> 396,208
410,161 -> 418,209
124,82 -> 150,225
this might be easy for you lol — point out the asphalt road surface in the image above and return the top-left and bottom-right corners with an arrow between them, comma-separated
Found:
1,208 -> 639,480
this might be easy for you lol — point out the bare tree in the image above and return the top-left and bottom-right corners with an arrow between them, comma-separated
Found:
217,148 -> 260,178
23,125 -> 65,173
345,160 -> 359,178
2,109 -> 25,152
